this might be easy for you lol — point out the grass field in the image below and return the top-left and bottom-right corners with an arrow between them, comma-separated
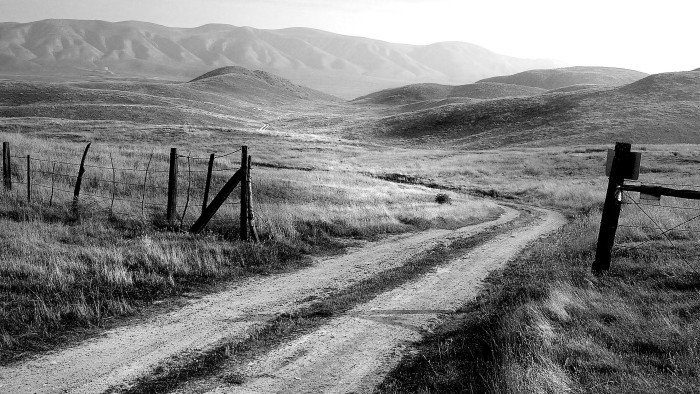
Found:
2,68 -> 700,391
0,131 -> 499,363
377,145 -> 700,393
3,120 -> 700,393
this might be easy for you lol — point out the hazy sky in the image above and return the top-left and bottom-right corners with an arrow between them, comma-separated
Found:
0,0 -> 696,73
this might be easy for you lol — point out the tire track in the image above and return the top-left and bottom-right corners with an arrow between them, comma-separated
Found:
203,208 -> 565,394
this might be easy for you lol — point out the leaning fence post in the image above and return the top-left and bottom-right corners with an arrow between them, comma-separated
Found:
3,142 -> 11,190
73,143 -> 91,215
167,148 -> 178,225
593,142 -> 631,273
190,168 -> 244,234
26,155 -> 31,202
202,153 -> 214,215
240,146 -> 249,241
247,156 -> 260,242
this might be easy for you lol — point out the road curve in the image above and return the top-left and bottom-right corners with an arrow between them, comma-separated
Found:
0,206 -> 518,394
205,208 -> 566,394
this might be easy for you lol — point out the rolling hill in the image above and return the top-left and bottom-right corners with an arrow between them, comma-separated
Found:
477,66 -> 647,90
374,71 -> 700,148
188,66 -> 339,102
0,19 -> 563,98
353,82 -> 545,105
0,66 -> 340,128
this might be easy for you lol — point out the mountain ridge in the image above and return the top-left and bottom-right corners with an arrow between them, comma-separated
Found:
0,19 -> 563,98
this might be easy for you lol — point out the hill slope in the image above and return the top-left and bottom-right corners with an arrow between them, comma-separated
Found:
188,66 -> 340,102
477,67 -> 647,90
374,71 -> 700,148
0,19 -> 562,98
353,82 -> 545,105
0,66 -> 340,127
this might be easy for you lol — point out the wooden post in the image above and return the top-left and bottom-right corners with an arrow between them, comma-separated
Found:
109,154 -> 116,213
247,156 -> 260,242
73,143 -> 91,214
240,146 -> 249,241
180,155 -> 192,227
141,151 -> 154,219
49,162 -> 55,207
593,142 -> 631,273
3,142 -> 11,190
202,153 -> 214,215
190,168 -> 244,234
167,148 -> 178,225
26,155 -> 31,202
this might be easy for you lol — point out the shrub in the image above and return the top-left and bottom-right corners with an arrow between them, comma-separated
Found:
435,193 -> 452,204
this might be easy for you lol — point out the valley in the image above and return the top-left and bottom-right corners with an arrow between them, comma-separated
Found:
1,59 -> 699,394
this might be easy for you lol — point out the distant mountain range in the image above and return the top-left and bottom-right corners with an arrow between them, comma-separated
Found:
0,19 -> 564,98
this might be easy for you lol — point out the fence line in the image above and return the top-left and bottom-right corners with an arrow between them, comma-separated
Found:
2,141 -> 258,240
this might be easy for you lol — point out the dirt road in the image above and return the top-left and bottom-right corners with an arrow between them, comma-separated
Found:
0,207 -> 517,394
202,208 -> 566,394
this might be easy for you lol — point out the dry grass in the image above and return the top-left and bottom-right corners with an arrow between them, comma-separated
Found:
378,146 -> 700,394
0,132 -> 498,363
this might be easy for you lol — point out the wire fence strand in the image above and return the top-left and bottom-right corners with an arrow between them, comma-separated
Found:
616,191 -> 700,273
3,144 -> 250,230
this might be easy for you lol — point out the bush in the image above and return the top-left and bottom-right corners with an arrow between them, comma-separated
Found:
435,193 -> 452,204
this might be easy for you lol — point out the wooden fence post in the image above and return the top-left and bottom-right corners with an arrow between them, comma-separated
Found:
26,155 -> 31,202
202,153 -> 214,215
240,146 -> 249,241
592,142 -> 631,273
73,143 -> 91,215
3,142 -> 11,190
167,148 -> 178,225
247,156 -> 260,242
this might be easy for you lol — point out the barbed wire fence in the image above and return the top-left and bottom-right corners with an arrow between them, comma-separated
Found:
617,187 -> 700,274
594,142 -> 700,273
1,141 -> 259,240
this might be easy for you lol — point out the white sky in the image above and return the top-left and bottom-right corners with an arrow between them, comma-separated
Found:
0,0 -> 697,73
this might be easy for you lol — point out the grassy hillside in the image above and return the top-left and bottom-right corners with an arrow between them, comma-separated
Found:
374,144 -> 700,394
353,82 -> 545,105
478,66 -> 647,90
188,66 -> 340,102
375,71 -> 700,148
547,84 -> 601,93
0,66 -> 343,129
